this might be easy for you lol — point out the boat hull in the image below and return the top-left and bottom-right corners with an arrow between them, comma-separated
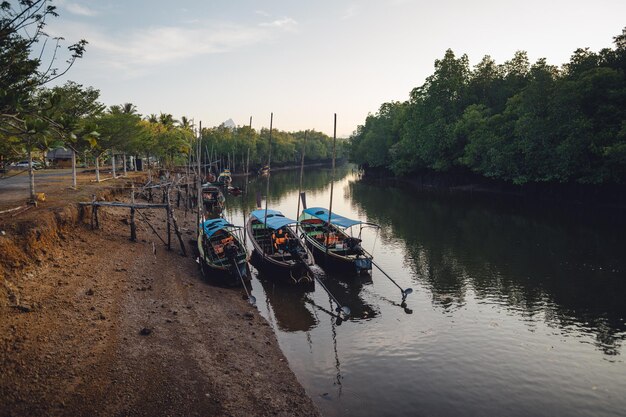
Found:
303,235 -> 372,276
249,250 -> 315,286
199,257 -> 250,287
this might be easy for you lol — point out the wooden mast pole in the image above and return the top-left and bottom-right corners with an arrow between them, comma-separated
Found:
263,113 -> 273,229
326,114 -> 337,254
295,130 -> 307,234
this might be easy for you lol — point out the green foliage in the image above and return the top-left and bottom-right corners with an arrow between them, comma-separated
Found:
0,0 -> 87,162
349,28 -> 626,185
200,125 -> 338,168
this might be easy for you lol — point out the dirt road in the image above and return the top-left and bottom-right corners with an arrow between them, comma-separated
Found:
0,196 -> 319,416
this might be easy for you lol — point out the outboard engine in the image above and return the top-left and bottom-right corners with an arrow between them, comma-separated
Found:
345,237 -> 363,253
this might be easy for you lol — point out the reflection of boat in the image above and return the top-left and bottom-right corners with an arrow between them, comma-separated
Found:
246,209 -> 316,285
312,273 -> 378,321
201,184 -> 225,213
216,169 -> 232,186
198,217 -> 250,287
298,207 -> 377,275
258,165 -> 270,177
227,186 -> 242,196
258,275 -> 317,332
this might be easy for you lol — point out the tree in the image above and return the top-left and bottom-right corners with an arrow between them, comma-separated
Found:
43,81 -> 104,187
1,0 -> 87,200
0,0 -> 87,120
93,109 -> 143,181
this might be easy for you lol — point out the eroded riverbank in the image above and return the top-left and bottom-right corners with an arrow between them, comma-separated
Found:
0,193 -> 319,417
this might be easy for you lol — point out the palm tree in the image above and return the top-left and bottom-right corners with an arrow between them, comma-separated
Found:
158,112 -> 178,128
146,114 -> 158,124
121,102 -> 139,116
178,115 -> 194,130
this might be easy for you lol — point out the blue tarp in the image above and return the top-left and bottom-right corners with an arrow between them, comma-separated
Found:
302,207 -> 362,229
250,209 -> 296,230
201,218 -> 234,237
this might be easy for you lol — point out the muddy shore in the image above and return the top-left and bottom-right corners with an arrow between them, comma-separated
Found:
0,178 -> 320,416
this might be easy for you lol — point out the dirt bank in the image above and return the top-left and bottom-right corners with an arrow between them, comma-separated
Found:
0,185 -> 319,416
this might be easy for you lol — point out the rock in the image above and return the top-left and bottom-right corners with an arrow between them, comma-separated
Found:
244,312 -> 254,320
139,327 -> 152,336
14,304 -> 32,313
86,288 -> 94,296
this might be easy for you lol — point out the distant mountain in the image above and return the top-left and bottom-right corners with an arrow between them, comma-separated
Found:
222,118 -> 236,128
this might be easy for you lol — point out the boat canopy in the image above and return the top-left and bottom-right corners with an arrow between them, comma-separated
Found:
250,209 -> 296,230
202,218 -> 235,238
302,207 -> 362,229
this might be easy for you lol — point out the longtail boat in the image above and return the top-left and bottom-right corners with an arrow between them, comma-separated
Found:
298,207 -> 377,275
246,208 -> 315,285
198,217 -> 250,287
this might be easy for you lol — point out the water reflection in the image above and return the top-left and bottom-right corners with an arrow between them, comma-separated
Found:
224,167 -> 626,417
257,273 -> 317,332
349,180 -> 626,355
320,273 -> 379,322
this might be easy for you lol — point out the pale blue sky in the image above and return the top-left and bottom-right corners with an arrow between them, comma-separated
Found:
46,0 -> 626,136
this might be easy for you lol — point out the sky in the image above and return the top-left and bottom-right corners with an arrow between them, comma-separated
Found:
43,0 -> 626,137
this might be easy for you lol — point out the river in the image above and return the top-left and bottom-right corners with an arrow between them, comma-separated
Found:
222,165 -> 626,417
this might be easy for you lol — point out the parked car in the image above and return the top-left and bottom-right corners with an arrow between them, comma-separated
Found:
12,161 -> 43,170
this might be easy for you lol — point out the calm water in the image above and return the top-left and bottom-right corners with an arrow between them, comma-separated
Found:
223,166 -> 626,417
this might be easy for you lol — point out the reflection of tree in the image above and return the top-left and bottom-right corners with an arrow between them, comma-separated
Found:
349,180 -> 626,355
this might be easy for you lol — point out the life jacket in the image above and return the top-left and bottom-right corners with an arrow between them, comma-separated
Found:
325,233 -> 338,246
272,229 -> 287,249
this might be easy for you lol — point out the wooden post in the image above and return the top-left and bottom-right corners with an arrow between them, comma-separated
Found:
130,184 -> 137,241
246,147 -> 250,176
196,122 -> 202,237
90,194 -> 96,229
185,182 -> 190,212
130,207 -> 137,241
167,191 -> 187,256
166,188 -> 171,250
166,209 -> 171,249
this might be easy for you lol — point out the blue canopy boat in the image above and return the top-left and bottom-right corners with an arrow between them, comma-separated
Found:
198,217 -> 250,287
298,207 -> 377,275
201,184 -> 225,213
245,209 -> 316,284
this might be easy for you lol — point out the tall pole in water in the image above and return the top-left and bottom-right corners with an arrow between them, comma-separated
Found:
295,130 -> 307,234
263,113 -> 273,226
247,116 -> 252,176
326,114 -> 337,254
